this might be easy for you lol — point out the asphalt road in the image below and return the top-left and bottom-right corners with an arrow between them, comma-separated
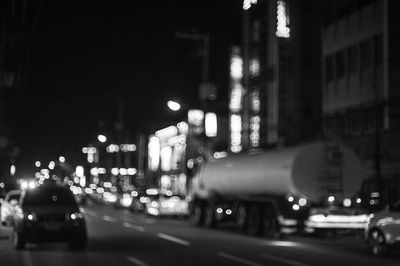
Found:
1,202 -> 399,266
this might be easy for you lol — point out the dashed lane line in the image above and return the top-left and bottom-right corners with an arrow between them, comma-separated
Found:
156,233 -> 190,246
127,256 -> 151,266
218,252 -> 265,266
123,222 -> 145,232
260,253 -> 310,266
103,215 -> 117,223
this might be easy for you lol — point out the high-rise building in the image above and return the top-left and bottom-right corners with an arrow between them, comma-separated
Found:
321,0 -> 400,186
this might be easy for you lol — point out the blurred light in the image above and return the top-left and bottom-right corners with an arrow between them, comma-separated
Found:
371,192 -> 380,198
328,196 -> 335,202
0,182 -> 4,188
217,208 -> 223,214
103,182 -> 112,188
292,204 -> 300,211
230,114 -> 242,153
288,196 -> 294,202
85,188 -> 93,194
27,214 -> 34,221
20,181 -> 28,190
119,168 -> 128,175
28,181 -> 36,189
90,167 -> 99,176
120,144 -> 136,152
96,187 -> 104,194
111,168 -> 119,175
131,191 -> 138,197
48,161 -> 55,170
343,198 -> 351,207
155,126 -> 178,140
10,165 -> 16,176
298,198 -> 307,207
89,184 -> 97,190
276,0 -> 290,38
146,188 -> 159,195
35,161 -> 41,168
121,194 -> 133,207
356,198 -> 362,204
213,151 -> 227,159
106,144 -> 120,153
59,156 -> 65,163
148,135 -> 160,171
73,177 -> 80,184
97,134 -> 107,143
167,100 -> 181,111
127,168 -> 137,175
230,53 -> 243,79
76,166 -> 84,178
80,176 -> 86,187
225,209 -> 232,215
140,196 -> 150,204
161,146 -> 172,171
187,159 -> 194,169
177,122 -> 189,135
160,175 -> 171,189
187,110 -> 204,127
243,0 -> 257,10
98,167 -> 106,174
205,112 -> 217,137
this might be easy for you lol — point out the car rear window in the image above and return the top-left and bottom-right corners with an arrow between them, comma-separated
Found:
8,193 -> 21,202
22,186 -> 77,207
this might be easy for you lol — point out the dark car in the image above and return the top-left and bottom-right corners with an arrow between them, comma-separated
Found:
12,184 -> 87,250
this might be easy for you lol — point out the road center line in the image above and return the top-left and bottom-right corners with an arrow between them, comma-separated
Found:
218,252 -> 264,266
103,215 -> 117,223
260,253 -> 310,266
123,222 -> 145,232
157,233 -> 190,246
127,256 -> 151,266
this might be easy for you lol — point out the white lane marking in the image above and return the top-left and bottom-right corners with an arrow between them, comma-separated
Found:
143,219 -> 156,224
127,256 -> 151,266
84,210 -> 98,218
123,222 -> 145,232
157,233 -> 190,246
22,252 -> 34,266
260,253 -> 310,266
103,215 -> 117,223
218,252 -> 264,266
262,240 -> 300,247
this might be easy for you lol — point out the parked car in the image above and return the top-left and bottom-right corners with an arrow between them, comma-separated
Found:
1,190 -> 22,226
365,201 -> 400,256
12,183 -> 87,250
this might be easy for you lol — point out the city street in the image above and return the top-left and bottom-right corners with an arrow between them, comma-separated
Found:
1,201 -> 399,266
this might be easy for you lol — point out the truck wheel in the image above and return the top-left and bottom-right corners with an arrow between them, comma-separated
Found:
262,206 -> 279,239
204,204 -> 216,228
247,205 -> 262,236
369,229 -> 389,256
189,202 -> 204,226
236,204 -> 248,231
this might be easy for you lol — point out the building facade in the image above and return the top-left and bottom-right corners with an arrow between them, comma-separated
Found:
321,0 -> 400,187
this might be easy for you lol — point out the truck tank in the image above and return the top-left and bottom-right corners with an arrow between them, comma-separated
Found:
192,141 -> 366,203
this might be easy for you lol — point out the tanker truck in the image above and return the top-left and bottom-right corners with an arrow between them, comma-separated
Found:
188,141 -> 370,237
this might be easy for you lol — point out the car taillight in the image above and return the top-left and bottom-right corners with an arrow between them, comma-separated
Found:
67,211 -> 84,221
25,212 -> 37,222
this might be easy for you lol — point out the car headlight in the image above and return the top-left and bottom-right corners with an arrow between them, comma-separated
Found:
67,211 -> 84,221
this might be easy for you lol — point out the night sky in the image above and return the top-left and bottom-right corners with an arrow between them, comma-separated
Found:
7,0 -> 243,176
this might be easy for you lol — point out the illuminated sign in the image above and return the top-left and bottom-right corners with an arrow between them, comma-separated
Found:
243,0 -> 257,10
230,114 -> 242,153
276,0 -> 290,38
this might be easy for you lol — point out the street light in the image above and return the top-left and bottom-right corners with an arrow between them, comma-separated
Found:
97,134 -> 107,143
167,100 -> 181,112
59,156 -> 65,163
